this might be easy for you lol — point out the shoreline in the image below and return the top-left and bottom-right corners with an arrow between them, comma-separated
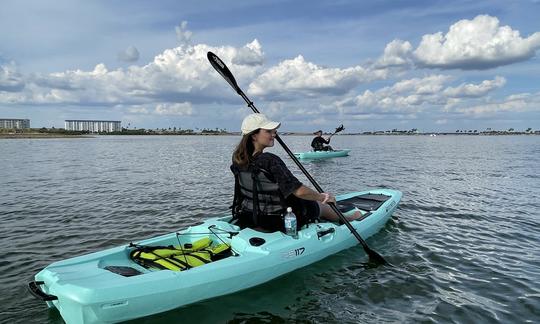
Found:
0,133 -> 93,139
1,132 -> 538,139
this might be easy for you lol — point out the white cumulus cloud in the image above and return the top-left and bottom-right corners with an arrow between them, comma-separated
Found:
342,75 -> 509,116
0,38 -> 266,109
443,76 -> 506,98
248,55 -> 387,99
375,39 -> 413,68
232,39 -> 264,66
455,92 -> 540,116
413,15 -> 540,69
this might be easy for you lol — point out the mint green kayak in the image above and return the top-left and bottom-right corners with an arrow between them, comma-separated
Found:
29,188 -> 401,324
294,149 -> 351,159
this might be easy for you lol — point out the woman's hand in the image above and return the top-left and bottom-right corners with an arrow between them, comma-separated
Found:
293,186 -> 336,204
320,192 -> 336,204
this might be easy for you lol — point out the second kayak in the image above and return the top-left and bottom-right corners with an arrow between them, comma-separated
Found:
294,149 -> 351,160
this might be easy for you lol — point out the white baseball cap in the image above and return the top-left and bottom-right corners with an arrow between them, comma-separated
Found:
241,113 -> 281,135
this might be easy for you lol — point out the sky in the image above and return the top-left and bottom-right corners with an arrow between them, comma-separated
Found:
1,0 -> 540,133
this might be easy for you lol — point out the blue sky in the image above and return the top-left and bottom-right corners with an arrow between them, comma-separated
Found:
1,0 -> 539,132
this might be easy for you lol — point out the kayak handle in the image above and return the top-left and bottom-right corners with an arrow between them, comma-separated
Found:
317,228 -> 335,239
28,281 -> 58,301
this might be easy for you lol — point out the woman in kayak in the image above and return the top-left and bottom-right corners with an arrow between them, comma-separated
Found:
311,130 -> 333,151
230,113 -> 361,232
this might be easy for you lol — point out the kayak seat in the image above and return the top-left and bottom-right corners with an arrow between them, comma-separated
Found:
338,194 -> 390,212
130,237 -> 232,271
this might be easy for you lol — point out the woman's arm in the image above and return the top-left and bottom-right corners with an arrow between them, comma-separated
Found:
292,185 -> 336,204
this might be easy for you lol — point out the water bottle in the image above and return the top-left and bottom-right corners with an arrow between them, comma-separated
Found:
284,207 -> 298,238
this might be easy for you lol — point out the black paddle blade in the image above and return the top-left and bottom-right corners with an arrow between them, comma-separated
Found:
207,52 -> 241,94
335,124 -> 345,134
365,247 -> 391,267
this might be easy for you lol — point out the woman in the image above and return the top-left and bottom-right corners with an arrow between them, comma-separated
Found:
230,113 -> 361,232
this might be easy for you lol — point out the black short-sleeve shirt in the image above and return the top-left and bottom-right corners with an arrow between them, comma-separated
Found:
311,136 -> 330,149
231,152 -> 302,197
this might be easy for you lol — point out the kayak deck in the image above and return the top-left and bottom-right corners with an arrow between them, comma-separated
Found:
30,188 -> 401,324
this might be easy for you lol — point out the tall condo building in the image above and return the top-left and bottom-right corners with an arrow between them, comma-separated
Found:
65,120 -> 121,133
0,118 -> 30,129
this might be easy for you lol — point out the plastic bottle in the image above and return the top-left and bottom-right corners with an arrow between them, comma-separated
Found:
284,207 -> 298,239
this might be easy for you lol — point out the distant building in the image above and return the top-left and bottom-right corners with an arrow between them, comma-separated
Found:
65,120 -> 121,133
0,118 -> 30,129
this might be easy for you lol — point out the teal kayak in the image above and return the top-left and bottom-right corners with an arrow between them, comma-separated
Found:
29,188 -> 401,324
294,149 -> 351,159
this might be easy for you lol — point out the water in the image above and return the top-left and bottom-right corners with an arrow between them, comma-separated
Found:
1,135 -> 539,323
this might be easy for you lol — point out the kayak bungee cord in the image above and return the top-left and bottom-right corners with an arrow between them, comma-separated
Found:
208,225 -> 240,256
207,51 -> 389,266
174,227 -> 240,257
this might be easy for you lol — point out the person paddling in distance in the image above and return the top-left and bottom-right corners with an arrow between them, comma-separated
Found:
311,130 -> 334,151
230,113 -> 362,233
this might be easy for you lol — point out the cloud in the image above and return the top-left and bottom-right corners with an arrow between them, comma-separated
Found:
349,75 -> 451,113
175,21 -> 192,45
413,15 -> 540,69
126,103 -> 193,116
391,75 -> 450,95
127,106 -> 149,114
454,92 -> 540,116
117,45 -> 140,62
377,15 -> 540,70
248,55 -> 387,99
1,15 -> 536,130
0,37 -> 266,109
231,39 -> 264,66
0,61 -> 25,92
443,76 -> 506,98
340,75 -> 508,116
154,102 -> 193,115
375,39 -> 413,68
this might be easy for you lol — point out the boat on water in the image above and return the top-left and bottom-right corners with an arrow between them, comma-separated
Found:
294,149 -> 351,160
29,188 -> 401,324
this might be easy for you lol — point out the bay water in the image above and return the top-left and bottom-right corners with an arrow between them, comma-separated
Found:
1,135 -> 538,323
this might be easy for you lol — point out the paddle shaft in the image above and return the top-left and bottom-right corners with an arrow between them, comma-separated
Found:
237,92 -> 385,264
207,51 -> 387,265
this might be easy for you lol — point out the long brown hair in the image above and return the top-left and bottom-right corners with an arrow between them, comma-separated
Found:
233,129 -> 260,167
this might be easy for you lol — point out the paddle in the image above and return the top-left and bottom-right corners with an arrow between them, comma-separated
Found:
207,51 -> 389,266
331,124 -> 345,136
325,124 -> 344,150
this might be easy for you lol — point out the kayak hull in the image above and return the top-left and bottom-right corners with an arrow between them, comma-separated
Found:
294,149 -> 351,159
31,188 -> 401,324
